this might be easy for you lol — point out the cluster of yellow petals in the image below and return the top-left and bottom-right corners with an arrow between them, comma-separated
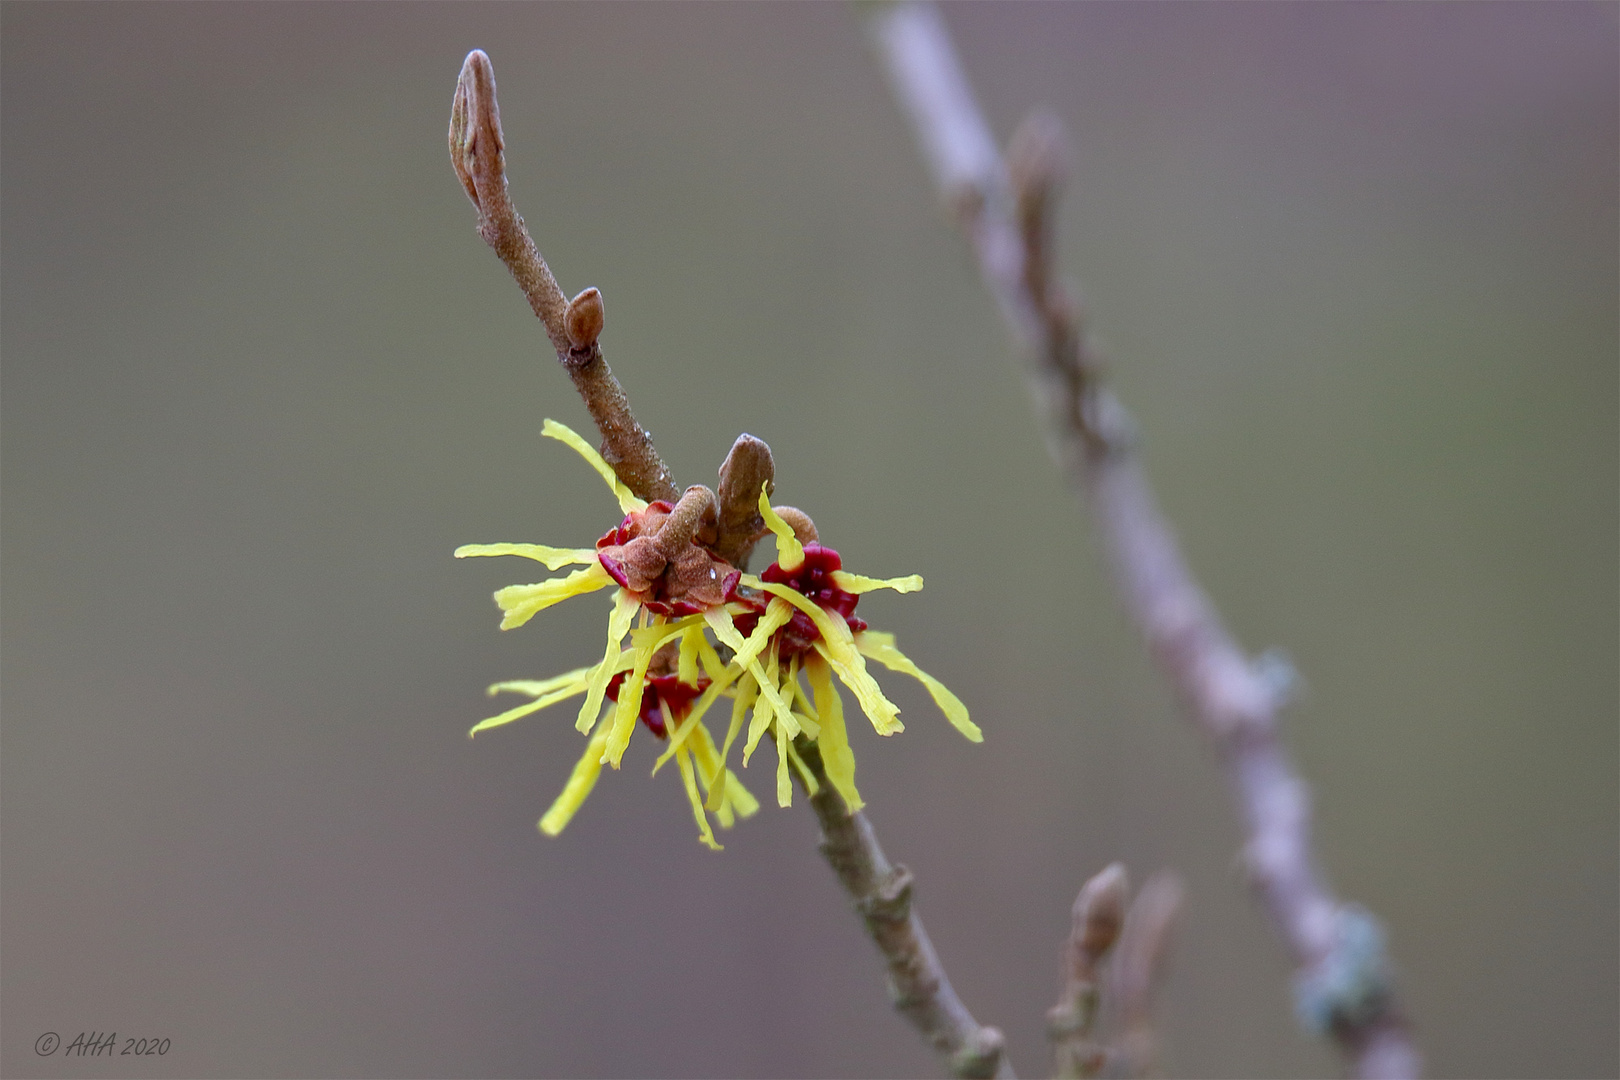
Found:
457,420 -> 980,849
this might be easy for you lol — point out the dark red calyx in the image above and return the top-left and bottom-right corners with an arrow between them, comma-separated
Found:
606,670 -> 711,739
596,501 -> 675,549
762,544 -> 861,621
733,543 -> 865,656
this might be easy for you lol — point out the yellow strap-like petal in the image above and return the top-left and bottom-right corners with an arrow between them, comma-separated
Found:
675,745 -> 722,851
703,605 -> 747,653
855,631 -> 982,742
577,590 -> 639,733
758,483 -> 804,571
781,659 -> 821,739
792,708 -> 820,740
494,562 -> 614,630
469,694 -> 554,737
786,739 -> 820,797
651,662 -> 742,776
707,677 -> 756,813
689,721 -> 758,824
677,626 -> 702,686
542,418 -> 647,514
704,606 -> 798,745
695,633 -> 728,682
806,653 -> 863,812
774,719 -> 792,808
742,641 -> 781,766
601,621 -> 690,768
471,668 -> 594,737
788,663 -> 819,720
684,725 -> 733,828
538,724 -> 612,836
486,668 -> 594,699
828,570 -> 924,595
757,581 -> 904,735
455,543 -> 599,570
725,770 -> 760,819
733,599 -> 794,670
756,666 -> 799,741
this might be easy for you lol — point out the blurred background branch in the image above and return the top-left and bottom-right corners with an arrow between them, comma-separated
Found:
863,3 -> 1420,1076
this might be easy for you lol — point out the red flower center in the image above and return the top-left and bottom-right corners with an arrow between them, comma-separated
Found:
729,543 -> 868,658
606,670 -> 710,738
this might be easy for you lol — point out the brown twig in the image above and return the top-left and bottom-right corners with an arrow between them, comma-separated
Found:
797,738 -> 1013,1080
450,49 -> 676,503
1047,864 -> 1128,1079
1047,866 -> 1183,1080
863,5 -> 1418,1077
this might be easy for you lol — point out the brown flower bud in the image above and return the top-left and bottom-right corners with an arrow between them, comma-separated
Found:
565,287 -> 605,349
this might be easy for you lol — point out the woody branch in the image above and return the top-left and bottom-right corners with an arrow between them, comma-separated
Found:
449,48 -> 1008,1078
797,739 -> 1013,1080
863,5 -> 1419,1077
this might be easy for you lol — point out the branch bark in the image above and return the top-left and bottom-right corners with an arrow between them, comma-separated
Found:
797,738 -> 1014,1080
863,6 -> 1419,1077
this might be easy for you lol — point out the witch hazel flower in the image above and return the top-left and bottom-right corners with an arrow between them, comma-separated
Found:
456,419 -> 758,849
702,487 -> 983,816
458,419 -> 981,848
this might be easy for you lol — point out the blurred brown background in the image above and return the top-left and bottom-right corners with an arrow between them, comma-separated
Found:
3,4 -> 1615,1077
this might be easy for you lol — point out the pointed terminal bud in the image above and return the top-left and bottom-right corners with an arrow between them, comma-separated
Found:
565,287 -> 605,350
450,50 -> 505,212
1073,862 -> 1129,970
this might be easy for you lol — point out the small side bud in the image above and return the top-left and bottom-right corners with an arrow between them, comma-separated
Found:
565,287 -> 605,350
1007,107 -> 1071,207
774,506 -> 818,546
